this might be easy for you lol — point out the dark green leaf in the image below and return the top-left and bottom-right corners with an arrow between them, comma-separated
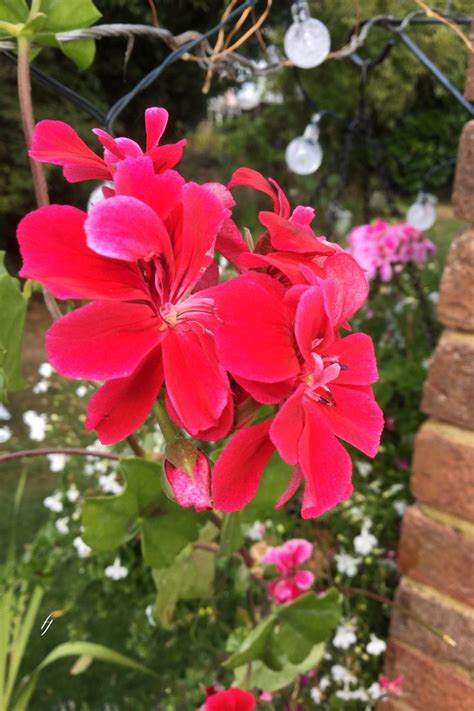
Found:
220,512 -> 244,557
241,452 -> 293,523
223,615 -> 276,669
233,643 -> 324,692
0,258 -> 27,398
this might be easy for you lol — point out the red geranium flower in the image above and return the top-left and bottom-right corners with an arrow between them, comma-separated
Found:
29,107 -> 186,182
204,687 -> 256,711
18,155 -> 232,444
211,257 -> 383,519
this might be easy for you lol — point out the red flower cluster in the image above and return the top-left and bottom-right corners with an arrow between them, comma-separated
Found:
18,107 -> 383,519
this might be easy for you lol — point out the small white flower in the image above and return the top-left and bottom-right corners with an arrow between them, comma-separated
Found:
366,634 -> 386,656
331,665 -> 356,685
353,521 -> 378,556
393,500 -> 408,517
105,557 -> 128,580
84,462 -> 95,477
246,520 -> 265,541
310,686 -> 323,704
0,403 -> 11,420
23,410 -> 47,442
333,624 -> 357,650
386,483 -> 404,496
334,552 -> 361,577
368,682 -> 382,700
93,459 -> 110,474
336,687 -> 368,702
99,473 -> 123,495
428,291 -> 439,304
43,493 -> 63,513
319,676 -> 331,691
66,484 -> 80,503
75,385 -> 88,397
47,453 -> 66,473
38,362 -> 54,379
55,517 -> 70,535
73,536 -> 92,558
355,461 -> 372,478
145,604 -> 157,627
33,380 -> 49,394
0,426 -> 12,443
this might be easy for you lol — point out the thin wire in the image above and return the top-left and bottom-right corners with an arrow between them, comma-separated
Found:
104,0 -> 257,132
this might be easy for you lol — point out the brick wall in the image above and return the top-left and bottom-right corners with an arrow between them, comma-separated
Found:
378,126 -> 474,706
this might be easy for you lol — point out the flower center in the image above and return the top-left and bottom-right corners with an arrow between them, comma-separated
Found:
159,302 -> 178,328
303,354 -> 342,407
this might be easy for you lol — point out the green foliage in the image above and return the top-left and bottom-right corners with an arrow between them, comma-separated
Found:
225,589 -> 341,672
220,512 -> 244,557
234,642 -> 324,693
81,457 -> 204,568
0,253 -> 27,399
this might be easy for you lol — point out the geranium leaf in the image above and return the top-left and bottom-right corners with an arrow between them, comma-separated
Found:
220,512 -> 244,557
82,458 -> 203,568
39,0 -> 101,31
0,0 -> 28,23
233,643 -> 325,692
0,255 -> 28,399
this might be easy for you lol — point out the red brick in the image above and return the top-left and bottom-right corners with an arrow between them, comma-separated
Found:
438,230 -> 474,332
376,700 -> 414,711
398,506 -> 474,606
422,331 -> 474,430
452,120 -> 474,221
383,640 -> 474,711
411,420 -> 474,522
389,578 -> 474,669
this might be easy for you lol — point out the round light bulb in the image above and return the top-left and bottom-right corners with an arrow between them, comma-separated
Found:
237,81 -> 260,111
284,17 -> 331,69
406,196 -> 436,231
286,136 -> 323,175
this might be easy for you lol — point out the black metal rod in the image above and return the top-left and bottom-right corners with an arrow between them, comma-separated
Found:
397,31 -> 474,117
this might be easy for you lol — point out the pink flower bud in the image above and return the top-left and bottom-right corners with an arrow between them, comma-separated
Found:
164,450 -> 212,512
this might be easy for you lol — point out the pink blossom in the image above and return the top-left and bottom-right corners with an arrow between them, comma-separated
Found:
263,538 -> 315,604
379,674 -> 404,696
164,451 -> 212,512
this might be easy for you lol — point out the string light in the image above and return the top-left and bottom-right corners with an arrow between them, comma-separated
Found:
237,80 -> 261,110
284,1 -> 331,69
406,192 -> 437,230
286,114 -> 323,175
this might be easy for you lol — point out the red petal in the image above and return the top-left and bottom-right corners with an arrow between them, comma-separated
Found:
324,333 -> 378,385
234,375 -> 294,405
215,218 -> 249,268
162,326 -> 230,436
205,688 -> 256,711
214,272 -> 300,383
144,107 -> 169,151
298,401 -> 353,519
294,286 -> 327,365
269,385 -> 305,464
17,205 -> 145,301
321,384 -> 384,457
322,253 -> 369,325
259,211 -> 335,255
212,419 -> 275,512
171,182 -> 227,299
85,195 -> 172,263
229,167 -> 280,213
47,302 -> 161,380
238,251 -> 325,285
165,388 -> 234,442
113,157 -> 184,219
275,466 -> 303,509
85,348 -> 163,444
148,140 -> 187,172
29,120 -> 110,182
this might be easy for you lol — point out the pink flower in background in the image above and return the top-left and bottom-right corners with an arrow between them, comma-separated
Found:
263,538 -> 314,603
29,107 -> 186,182
379,674 -> 404,696
347,219 -> 436,282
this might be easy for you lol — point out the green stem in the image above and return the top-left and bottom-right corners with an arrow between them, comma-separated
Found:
154,398 -> 179,443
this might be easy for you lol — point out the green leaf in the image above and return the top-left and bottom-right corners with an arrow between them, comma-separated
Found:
224,590 -> 341,673
40,0 -> 101,31
82,458 -> 203,569
233,643 -> 324,692
223,614 -> 276,670
59,38 -> 95,70
152,525 -> 216,628
220,512 -> 244,557
13,641 -> 157,710
0,259 -> 28,399
0,0 -> 28,23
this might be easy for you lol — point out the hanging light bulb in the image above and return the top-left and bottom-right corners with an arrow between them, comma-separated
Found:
284,1 -> 331,69
406,192 -> 437,231
237,81 -> 260,111
286,116 -> 323,175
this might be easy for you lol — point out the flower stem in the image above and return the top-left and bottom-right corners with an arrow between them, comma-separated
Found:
16,34 -> 62,322
154,397 -> 179,443
0,447 -> 121,465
